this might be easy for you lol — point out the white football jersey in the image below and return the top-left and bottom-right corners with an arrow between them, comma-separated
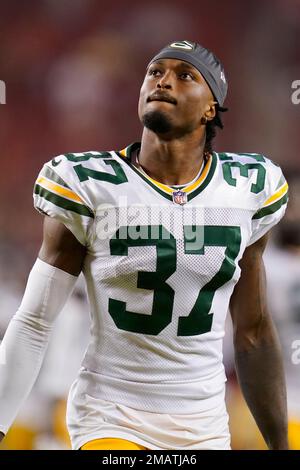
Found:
34,143 -> 288,415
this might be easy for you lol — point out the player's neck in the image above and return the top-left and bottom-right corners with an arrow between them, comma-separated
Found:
138,129 -> 208,186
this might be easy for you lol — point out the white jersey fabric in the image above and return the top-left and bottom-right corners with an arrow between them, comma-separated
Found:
33,143 -> 288,448
66,386 -> 230,450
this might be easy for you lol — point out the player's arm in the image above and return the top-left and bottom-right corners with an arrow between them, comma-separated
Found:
38,216 -> 86,275
0,218 -> 86,442
230,233 -> 288,450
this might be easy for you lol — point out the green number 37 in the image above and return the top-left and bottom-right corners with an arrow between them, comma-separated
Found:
108,225 -> 241,336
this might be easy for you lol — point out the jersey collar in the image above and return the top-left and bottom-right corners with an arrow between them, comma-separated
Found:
117,142 -> 217,203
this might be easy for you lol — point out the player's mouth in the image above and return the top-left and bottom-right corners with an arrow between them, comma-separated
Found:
147,92 -> 177,105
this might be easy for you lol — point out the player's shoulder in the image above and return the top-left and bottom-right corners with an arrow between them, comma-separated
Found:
216,150 -> 280,169
48,149 -> 116,171
39,148 -> 126,186
213,150 -> 288,214
35,148 -> 129,211
215,150 -> 285,189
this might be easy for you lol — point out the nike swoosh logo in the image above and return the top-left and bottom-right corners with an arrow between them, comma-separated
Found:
52,158 -> 61,167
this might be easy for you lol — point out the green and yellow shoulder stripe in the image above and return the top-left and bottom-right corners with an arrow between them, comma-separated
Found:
34,166 -> 94,218
253,178 -> 288,219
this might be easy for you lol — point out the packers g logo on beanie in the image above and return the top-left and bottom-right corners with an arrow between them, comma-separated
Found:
169,41 -> 195,51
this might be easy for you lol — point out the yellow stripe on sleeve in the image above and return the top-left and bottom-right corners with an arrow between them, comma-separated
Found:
263,182 -> 288,207
36,177 -> 84,204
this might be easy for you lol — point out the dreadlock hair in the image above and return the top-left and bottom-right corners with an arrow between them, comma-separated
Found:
204,105 -> 228,155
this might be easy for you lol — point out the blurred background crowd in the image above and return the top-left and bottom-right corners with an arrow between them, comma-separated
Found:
0,0 -> 299,450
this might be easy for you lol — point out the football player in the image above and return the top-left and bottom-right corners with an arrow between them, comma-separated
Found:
0,40 -> 289,450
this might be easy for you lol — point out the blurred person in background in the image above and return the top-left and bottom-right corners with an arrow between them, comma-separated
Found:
0,39 -> 289,450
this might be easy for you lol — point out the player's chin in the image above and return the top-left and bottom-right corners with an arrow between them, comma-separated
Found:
142,109 -> 174,134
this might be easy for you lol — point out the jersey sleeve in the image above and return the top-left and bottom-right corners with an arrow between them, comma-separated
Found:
33,162 -> 94,245
247,163 -> 288,246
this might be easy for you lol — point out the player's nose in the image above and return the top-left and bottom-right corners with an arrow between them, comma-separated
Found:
156,71 -> 172,90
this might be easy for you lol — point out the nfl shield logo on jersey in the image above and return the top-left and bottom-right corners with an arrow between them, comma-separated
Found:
172,190 -> 187,205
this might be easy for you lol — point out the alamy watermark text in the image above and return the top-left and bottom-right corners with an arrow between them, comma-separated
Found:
291,80 -> 300,104
0,80 -> 6,104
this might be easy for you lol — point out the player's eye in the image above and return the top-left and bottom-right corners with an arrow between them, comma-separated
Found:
180,72 -> 194,81
148,68 -> 163,77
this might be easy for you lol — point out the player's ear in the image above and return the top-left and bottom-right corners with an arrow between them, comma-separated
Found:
204,101 -> 217,122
